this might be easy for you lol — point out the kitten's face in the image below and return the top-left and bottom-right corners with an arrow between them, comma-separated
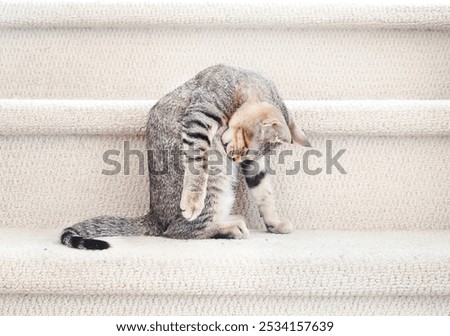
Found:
221,102 -> 304,162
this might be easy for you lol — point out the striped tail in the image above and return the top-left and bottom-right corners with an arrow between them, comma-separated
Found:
60,227 -> 111,250
60,214 -> 156,250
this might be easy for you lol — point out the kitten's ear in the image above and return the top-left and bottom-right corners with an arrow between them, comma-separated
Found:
261,118 -> 281,127
261,118 -> 292,143
288,119 -> 311,147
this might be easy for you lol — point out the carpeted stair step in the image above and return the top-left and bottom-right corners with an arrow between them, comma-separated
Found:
0,228 -> 449,315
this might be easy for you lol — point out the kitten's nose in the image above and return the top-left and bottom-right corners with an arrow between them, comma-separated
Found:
232,154 -> 242,162
227,146 -> 246,162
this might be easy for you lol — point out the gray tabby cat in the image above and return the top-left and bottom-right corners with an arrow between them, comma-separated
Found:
60,64 -> 310,249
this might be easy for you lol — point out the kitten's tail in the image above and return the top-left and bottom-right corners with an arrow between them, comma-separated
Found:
60,213 -> 159,250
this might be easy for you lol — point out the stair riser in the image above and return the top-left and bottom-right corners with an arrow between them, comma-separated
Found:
1,294 -> 449,316
1,27 -> 449,99
2,133 -> 448,230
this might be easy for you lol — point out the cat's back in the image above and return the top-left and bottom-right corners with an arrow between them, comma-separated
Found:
146,64 -> 279,146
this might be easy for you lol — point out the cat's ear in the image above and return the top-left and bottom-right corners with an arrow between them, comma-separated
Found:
261,118 -> 292,143
288,119 -> 311,147
261,118 -> 282,127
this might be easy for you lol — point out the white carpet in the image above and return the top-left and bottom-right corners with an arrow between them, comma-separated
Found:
1,99 -> 449,136
1,229 -> 450,315
1,16 -> 450,99
1,1 -> 449,315
0,100 -> 448,231
3,294 -> 450,316
1,229 -> 449,297
2,1 -> 450,28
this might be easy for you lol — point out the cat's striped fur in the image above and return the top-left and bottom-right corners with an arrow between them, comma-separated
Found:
60,64 -> 310,249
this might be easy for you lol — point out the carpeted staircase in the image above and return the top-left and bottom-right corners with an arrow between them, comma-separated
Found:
0,1 -> 449,315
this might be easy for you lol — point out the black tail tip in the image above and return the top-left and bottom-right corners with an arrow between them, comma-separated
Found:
62,234 -> 111,250
82,238 -> 110,250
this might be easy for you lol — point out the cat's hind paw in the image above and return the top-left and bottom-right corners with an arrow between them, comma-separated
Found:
233,217 -> 250,239
215,217 -> 250,239
266,220 -> 294,234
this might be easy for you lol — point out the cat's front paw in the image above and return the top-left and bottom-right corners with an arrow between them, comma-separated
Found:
180,191 -> 205,221
265,220 -> 293,234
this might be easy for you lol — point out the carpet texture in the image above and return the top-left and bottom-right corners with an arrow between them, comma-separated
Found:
0,1 -> 449,315
1,28 -> 450,99
3,294 -> 450,316
1,100 -> 449,231
1,99 -> 449,136
1,229 -> 450,296
1,229 -> 450,315
2,1 -> 450,28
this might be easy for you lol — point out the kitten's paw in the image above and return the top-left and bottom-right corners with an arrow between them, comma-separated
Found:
266,220 -> 294,234
219,218 -> 250,239
214,217 -> 250,239
180,191 -> 205,221
235,217 -> 250,239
